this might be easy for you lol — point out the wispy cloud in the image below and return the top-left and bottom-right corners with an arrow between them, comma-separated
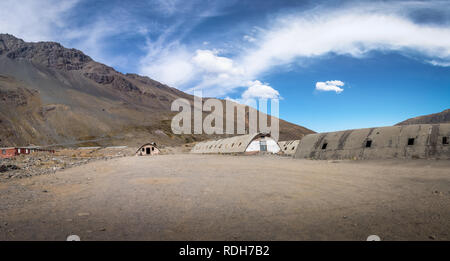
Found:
0,0 -> 79,42
427,59 -> 450,67
1,0 -> 450,102
138,1 -> 450,101
239,2 -> 450,77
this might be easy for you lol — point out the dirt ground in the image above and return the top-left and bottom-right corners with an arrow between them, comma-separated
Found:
0,147 -> 134,181
0,154 -> 449,241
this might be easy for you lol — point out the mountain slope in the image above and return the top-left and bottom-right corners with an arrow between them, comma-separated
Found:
0,34 -> 314,147
396,109 -> 450,125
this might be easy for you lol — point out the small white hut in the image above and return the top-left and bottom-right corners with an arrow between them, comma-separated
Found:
136,142 -> 160,156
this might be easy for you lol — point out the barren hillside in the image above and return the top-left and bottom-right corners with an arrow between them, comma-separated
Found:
0,34 -> 314,147
396,109 -> 450,125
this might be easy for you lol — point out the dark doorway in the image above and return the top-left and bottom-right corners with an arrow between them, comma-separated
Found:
321,143 -> 328,150
365,140 -> 372,148
407,138 -> 415,146
260,141 -> 267,151
146,147 -> 151,154
443,137 -> 449,145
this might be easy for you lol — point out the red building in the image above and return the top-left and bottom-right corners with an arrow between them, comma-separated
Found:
1,147 -> 18,159
0,147 -> 55,159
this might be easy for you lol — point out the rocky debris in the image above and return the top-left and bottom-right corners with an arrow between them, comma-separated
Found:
0,148 -> 132,181
0,164 -> 20,173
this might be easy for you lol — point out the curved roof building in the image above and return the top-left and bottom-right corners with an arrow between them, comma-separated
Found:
294,124 -> 450,160
191,133 -> 281,154
278,140 -> 300,156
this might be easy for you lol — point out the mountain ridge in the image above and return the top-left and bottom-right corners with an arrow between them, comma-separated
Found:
0,34 -> 314,147
396,109 -> 450,125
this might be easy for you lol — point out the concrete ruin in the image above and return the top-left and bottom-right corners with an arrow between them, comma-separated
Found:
191,133 -> 281,154
278,140 -> 300,156
294,123 -> 450,160
136,142 -> 160,156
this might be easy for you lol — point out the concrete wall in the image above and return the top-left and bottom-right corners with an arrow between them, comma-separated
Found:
294,124 -> 450,160
278,140 -> 300,156
191,133 -> 280,154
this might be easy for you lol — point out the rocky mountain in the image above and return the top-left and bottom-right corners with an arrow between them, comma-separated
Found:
396,109 -> 450,126
0,34 -> 314,147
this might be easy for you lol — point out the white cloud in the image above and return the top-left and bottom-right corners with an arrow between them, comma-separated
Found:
192,49 -> 243,75
315,80 -> 344,93
242,80 -> 280,99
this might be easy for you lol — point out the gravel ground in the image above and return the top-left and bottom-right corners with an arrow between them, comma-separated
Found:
0,147 -> 133,181
0,154 -> 449,241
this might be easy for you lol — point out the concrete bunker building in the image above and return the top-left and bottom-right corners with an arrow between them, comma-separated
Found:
294,123 -> 450,160
278,140 -> 300,156
136,142 -> 160,156
191,133 -> 281,154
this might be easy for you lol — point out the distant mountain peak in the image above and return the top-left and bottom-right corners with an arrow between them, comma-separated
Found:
0,33 -> 92,70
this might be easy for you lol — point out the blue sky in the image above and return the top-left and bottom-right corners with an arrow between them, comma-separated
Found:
1,0 -> 450,132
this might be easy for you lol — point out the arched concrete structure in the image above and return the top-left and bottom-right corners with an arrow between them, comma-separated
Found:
278,140 -> 300,156
136,142 -> 160,156
294,124 -> 450,160
191,133 -> 281,154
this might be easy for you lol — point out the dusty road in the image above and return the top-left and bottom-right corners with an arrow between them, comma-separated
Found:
0,154 -> 449,240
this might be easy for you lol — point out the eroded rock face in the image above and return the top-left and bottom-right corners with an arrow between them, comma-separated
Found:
83,73 -> 115,84
0,34 -> 91,71
0,81 -> 37,107
111,76 -> 140,92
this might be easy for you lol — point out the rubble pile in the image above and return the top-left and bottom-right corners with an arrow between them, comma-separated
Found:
0,147 -> 133,181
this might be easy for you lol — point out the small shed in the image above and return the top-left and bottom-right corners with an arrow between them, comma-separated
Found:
136,142 -> 160,156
